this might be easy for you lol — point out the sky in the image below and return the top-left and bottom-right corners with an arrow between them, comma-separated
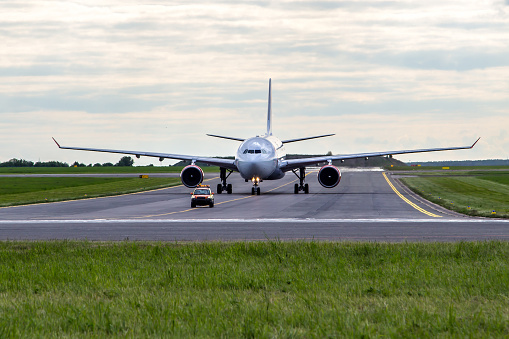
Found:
1,0 -> 508,166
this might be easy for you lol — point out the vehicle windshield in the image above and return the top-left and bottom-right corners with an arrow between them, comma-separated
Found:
194,189 -> 210,195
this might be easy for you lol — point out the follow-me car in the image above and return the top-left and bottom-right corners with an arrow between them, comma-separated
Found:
53,79 -> 479,195
191,184 -> 214,208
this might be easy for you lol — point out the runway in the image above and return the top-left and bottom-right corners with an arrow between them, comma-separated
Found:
1,169 -> 508,241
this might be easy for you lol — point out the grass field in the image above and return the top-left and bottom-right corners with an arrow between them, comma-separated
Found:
0,177 -> 181,207
389,165 -> 509,171
0,166 -> 219,174
0,241 -> 507,337
399,172 -> 509,218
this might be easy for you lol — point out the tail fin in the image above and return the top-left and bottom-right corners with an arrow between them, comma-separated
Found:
267,78 -> 272,136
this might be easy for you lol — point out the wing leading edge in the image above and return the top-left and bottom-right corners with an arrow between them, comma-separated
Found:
280,138 -> 480,172
52,138 -> 237,171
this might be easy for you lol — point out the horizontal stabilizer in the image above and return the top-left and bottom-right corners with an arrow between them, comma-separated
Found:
282,134 -> 335,144
206,134 -> 245,142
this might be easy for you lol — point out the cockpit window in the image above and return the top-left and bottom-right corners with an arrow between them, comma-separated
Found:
243,149 -> 269,154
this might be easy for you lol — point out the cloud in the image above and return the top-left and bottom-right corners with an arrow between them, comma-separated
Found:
0,0 -> 508,162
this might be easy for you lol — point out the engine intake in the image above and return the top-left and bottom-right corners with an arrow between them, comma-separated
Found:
317,165 -> 341,188
180,165 -> 204,188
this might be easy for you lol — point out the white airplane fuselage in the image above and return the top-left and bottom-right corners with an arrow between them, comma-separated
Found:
235,135 -> 286,181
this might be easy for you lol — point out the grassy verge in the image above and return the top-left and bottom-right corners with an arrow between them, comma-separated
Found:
400,175 -> 509,218
388,165 -> 509,171
0,177 -> 181,207
0,241 -> 508,337
0,166 -> 219,174
392,170 -> 509,176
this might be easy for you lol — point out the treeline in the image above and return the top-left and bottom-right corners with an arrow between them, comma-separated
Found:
0,156 -> 135,167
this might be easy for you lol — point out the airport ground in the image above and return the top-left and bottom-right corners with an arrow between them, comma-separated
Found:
1,167 -> 508,337
0,168 -> 508,241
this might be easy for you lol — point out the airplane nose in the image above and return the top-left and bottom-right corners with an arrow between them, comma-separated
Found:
237,160 -> 275,179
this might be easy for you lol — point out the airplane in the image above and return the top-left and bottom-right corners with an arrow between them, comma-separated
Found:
53,79 -> 480,195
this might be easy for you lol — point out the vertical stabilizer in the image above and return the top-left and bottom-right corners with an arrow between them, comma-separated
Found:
267,78 -> 272,136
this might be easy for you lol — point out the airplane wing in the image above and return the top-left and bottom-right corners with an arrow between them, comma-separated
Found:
280,138 -> 480,172
52,138 -> 237,171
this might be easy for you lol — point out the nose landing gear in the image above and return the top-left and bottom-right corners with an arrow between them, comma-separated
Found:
217,168 -> 233,194
251,177 -> 261,195
292,167 -> 309,194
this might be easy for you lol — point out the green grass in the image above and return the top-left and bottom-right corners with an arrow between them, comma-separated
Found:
0,177 -> 181,207
0,166 -> 219,174
389,165 -> 509,171
393,170 -> 509,177
400,175 -> 509,218
0,241 -> 507,337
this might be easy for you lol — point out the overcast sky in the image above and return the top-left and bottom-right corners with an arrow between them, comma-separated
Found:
1,0 -> 508,165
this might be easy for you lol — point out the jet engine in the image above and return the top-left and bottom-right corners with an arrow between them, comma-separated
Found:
317,165 -> 341,188
180,165 -> 204,188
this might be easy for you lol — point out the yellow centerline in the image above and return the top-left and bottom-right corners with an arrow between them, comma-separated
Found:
134,172 -> 313,218
382,172 -> 441,218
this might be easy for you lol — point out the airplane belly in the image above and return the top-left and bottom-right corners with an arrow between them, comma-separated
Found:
237,159 -> 277,180
266,168 -> 285,180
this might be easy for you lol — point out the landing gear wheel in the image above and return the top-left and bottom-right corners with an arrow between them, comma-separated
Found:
256,187 -> 261,195
219,167 -> 233,195
252,187 -> 255,195
292,167 -> 308,194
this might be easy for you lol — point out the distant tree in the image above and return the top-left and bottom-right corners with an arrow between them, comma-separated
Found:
326,151 -> 333,156
93,163 -> 102,167
116,156 -> 134,167
102,162 -> 114,167
34,161 -> 69,167
0,158 -> 34,167
72,161 -> 86,167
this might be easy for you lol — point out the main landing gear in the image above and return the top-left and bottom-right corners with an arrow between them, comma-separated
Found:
251,177 -> 261,195
292,167 -> 309,194
217,167 -> 233,194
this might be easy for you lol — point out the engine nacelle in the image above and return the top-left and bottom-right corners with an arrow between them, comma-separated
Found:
317,165 -> 341,188
180,165 -> 204,188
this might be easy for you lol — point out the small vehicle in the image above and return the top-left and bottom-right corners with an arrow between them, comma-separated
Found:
191,185 -> 214,208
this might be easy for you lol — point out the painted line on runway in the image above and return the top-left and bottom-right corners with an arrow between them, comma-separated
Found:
1,218 -> 508,224
132,174 -> 304,219
383,172 -> 441,218
0,177 -> 218,210
132,179 -> 300,218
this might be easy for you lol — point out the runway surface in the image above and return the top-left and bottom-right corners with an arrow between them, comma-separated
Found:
1,169 -> 508,241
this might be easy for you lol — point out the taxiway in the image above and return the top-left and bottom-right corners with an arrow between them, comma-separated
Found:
1,169 -> 507,241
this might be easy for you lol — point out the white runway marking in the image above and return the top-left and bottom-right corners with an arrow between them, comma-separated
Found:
0,218 -> 507,224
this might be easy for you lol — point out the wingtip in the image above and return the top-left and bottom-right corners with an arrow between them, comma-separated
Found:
471,137 -> 481,148
52,137 -> 61,148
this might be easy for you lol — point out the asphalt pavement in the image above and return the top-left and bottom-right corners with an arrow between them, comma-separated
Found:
1,169 -> 508,241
